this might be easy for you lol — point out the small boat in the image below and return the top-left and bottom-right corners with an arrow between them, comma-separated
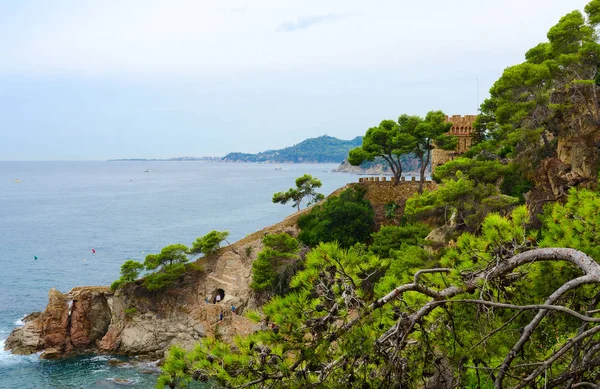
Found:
13,179 -> 21,183
275,166 -> 282,170
144,169 -> 150,173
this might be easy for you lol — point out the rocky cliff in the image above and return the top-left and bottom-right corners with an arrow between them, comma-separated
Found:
4,212 -> 308,360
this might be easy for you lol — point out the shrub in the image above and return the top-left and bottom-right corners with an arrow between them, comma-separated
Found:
251,233 -> 300,295
143,263 -> 187,291
297,186 -> 375,248
369,223 -> 431,258
384,201 -> 399,220
110,279 -> 124,292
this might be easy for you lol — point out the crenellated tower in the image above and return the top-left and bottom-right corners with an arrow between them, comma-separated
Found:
431,114 -> 477,170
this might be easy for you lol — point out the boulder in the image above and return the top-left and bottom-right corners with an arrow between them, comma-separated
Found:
4,319 -> 43,354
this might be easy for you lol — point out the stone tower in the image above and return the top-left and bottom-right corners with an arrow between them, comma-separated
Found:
431,114 -> 477,170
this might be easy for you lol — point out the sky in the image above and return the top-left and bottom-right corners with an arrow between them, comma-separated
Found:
0,0 -> 587,160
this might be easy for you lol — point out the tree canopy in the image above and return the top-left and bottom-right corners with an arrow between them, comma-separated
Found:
189,230 -> 230,257
348,119 -> 415,184
272,174 -> 325,212
474,0 -> 600,183
349,111 -> 456,188
297,185 -> 374,248
403,111 -> 456,192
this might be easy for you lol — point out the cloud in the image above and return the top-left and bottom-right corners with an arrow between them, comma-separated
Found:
277,14 -> 339,32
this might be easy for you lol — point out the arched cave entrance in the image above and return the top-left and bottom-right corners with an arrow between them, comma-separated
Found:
212,288 -> 225,304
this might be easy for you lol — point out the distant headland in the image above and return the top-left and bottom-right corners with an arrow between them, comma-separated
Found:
109,135 -> 363,164
108,156 -> 222,162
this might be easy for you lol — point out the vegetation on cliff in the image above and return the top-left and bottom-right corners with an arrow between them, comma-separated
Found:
250,233 -> 301,296
297,185 -> 374,248
157,2 -> 600,388
111,230 -> 229,292
272,174 -> 324,212
222,135 -> 362,163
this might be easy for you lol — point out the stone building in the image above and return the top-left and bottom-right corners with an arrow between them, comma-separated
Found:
431,114 -> 477,170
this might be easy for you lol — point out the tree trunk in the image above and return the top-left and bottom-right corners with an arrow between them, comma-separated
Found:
418,151 -> 431,194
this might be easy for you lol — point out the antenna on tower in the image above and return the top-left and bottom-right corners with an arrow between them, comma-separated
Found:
476,78 -> 479,112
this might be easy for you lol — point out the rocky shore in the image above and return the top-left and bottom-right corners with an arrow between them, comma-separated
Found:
4,218 -> 306,360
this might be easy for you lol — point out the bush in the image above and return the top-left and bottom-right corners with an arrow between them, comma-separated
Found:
251,233 -> 300,295
369,223 -> 431,258
499,163 -> 533,202
143,263 -> 187,291
110,259 -> 144,291
297,186 -> 375,248
384,201 -> 399,220
110,279 -> 124,292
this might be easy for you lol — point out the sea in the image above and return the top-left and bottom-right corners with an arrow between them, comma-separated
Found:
0,161 -> 357,389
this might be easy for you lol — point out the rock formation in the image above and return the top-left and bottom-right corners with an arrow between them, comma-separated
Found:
4,210 -> 304,360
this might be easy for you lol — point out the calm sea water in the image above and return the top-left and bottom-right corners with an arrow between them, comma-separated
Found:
0,161 -> 355,389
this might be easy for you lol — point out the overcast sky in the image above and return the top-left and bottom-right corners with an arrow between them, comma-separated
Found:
0,0 -> 586,160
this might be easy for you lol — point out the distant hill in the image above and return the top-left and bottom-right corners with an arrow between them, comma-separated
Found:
222,135 -> 363,163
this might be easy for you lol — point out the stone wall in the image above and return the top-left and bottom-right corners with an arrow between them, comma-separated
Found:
356,179 -> 437,225
431,114 -> 476,170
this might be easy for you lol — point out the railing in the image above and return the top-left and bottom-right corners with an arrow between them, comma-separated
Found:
358,176 -> 433,183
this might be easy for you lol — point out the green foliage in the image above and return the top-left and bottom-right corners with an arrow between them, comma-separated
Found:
350,111 -> 456,189
432,157 -> 506,185
585,0 -> 600,26
250,233 -> 300,295
189,230 -> 229,256
272,174 -> 324,211
348,119 -> 416,183
110,259 -> 144,292
110,279 -> 124,292
477,1 -> 600,181
120,260 -> 144,282
144,263 -> 187,291
124,307 -> 137,318
142,244 -> 189,291
369,223 -> 431,258
156,345 -> 191,389
158,190 -> 600,387
155,5 -> 600,387
540,187 -> 600,260
433,158 -> 532,204
297,185 -> 374,248
406,110 -> 456,191
144,244 -> 189,271
222,135 -> 363,163
383,201 -> 398,219
405,172 -> 518,232
499,163 -> 533,202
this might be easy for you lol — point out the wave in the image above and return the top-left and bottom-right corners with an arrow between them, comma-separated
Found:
14,316 -> 25,326
0,337 -> 40,367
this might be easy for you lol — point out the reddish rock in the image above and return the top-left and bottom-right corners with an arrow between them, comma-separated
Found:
70,290 -> 111,349
99,324 -> 122,353
40,288 -> 70,359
